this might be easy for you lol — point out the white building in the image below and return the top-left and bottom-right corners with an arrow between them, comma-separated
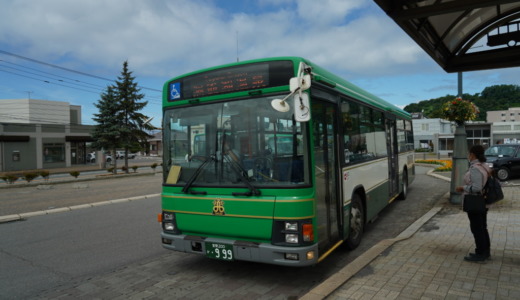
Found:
412,118 -> 453,153
412,118 -> 495,155
487,107 -> 520,123
0,99 -> 93,172
0,99 -> 82,124
491,122 -> 520,144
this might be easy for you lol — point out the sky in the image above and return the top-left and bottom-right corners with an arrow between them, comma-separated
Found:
0,0 -> 519,128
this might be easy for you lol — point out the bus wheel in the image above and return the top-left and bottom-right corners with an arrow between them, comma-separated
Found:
398,170 -> 408,200
345,193 -> 364,250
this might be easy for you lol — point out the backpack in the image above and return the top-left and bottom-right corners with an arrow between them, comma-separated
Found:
483,174 -> 504,205
474,164 -> 504,205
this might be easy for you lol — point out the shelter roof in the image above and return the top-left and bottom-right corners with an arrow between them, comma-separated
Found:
374,0 -> 520,72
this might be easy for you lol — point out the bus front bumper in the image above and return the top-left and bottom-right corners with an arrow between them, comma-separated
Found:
161,232 -> 319,267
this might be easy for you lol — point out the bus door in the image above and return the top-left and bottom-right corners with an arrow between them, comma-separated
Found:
385,115 -> 399,198
312,100 -> 341,252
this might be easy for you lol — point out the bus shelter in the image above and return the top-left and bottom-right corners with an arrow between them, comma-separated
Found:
374,0 -> 520,203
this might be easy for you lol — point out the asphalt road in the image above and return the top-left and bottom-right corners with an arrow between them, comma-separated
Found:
0,195 -> 163,299
0,173 -> 162,216
0,166 -> 449,299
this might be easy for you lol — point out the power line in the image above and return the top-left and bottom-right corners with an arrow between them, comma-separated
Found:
0,68 -> 102,94
0,67 -> 162,105
0,63 -> 106,91
0,49 -> 162,92
0,59 -> 108,89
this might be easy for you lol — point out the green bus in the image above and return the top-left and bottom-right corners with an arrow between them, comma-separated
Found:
159,57 -> 415,266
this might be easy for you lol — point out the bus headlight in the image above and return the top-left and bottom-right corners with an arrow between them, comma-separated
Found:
285,234 -> 299,244
161,211 -> 180,234
273,219 -> 314,245
164,222 -> 175,231
285,222 -> 298,231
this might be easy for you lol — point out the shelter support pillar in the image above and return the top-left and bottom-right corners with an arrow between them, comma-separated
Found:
450,124 -> 468,204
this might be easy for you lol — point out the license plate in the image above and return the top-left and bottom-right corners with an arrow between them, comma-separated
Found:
205,242 -> 234,261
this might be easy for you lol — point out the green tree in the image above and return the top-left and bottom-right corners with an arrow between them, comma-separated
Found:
113,60 -> 154,173
403,85 -> 520,122
91,85 -> 121,174
480,84 -> 520,101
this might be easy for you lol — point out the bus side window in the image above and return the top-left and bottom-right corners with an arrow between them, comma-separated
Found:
342,100 -> 369,164
372,111 -> 387,157
404,120 -> 414,151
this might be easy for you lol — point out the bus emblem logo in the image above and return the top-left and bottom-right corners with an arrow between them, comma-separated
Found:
213,198 -> 225,215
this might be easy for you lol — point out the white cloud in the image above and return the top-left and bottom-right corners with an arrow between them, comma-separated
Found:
0,0 -> 427,79
1,0 -> 519,128
1,0 -> 229,73
296,0 -> 366,26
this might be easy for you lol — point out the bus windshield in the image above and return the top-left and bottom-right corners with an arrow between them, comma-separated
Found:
163,96 -> 309,188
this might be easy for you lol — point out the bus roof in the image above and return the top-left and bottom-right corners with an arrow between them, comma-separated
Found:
164,56 -> 411,120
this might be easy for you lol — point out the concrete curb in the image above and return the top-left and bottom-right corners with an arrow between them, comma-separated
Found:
426,168 -> 451,182
299,205 -> 444,300
0,193 -> 161,224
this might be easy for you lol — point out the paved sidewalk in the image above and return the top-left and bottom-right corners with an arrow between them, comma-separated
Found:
303,174 -> 520,299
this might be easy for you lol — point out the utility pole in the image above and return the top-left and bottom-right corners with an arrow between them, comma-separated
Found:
25,91 -> 33,99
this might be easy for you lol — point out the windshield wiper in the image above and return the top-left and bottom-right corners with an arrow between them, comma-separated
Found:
224,156 -> 261,196
182,155 -> 215,194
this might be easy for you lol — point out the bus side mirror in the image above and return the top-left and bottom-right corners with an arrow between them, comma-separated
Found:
290,75 -> 311,92
271,73 -> 311,116
294,93 -> 310,122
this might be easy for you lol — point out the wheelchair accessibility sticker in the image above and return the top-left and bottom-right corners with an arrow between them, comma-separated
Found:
169,82 -> 181,100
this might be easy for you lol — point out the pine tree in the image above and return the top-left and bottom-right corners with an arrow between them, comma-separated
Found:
114,60 -> 154,173
91,85 -> 121,174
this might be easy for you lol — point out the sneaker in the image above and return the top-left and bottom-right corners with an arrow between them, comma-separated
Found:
464,254 -> 488,262
469,252 -> 490,259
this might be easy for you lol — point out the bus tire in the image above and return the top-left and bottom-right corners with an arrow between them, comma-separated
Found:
398,170 -> 408,200
345,193 -> 364,250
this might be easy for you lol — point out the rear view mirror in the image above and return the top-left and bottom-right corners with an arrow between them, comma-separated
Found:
272,64 -> 312,120
294,93 -> 310,122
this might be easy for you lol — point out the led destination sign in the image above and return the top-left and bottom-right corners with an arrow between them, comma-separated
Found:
168,60 -> 294,101
187,64 -> 269,98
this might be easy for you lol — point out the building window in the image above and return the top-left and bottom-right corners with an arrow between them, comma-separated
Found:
421,124 -> 429,131
12,151 -> 20,162
43,143 -> 65,163
439,138 -> 454,151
